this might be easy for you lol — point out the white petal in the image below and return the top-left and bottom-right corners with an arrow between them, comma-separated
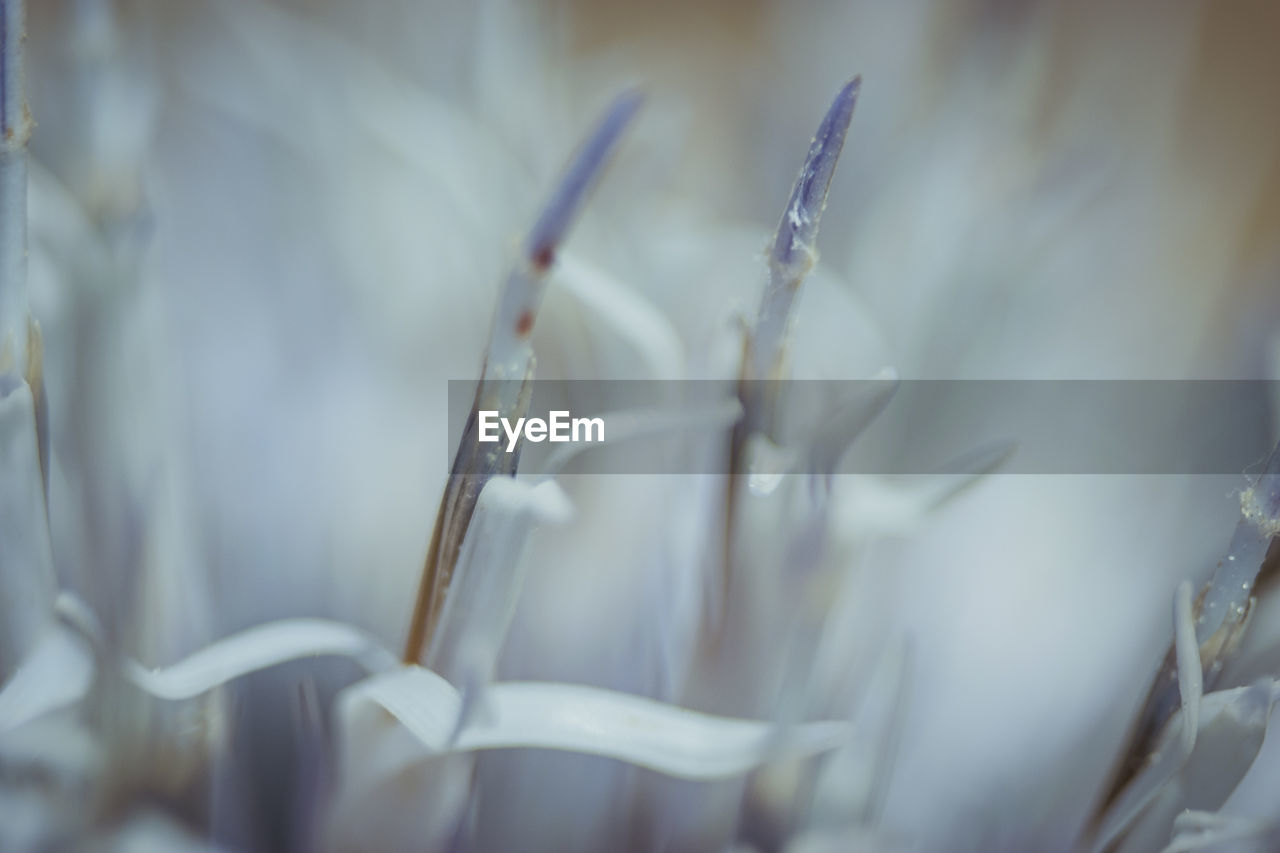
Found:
123,619 -> 397,701
337,665 -> 849,781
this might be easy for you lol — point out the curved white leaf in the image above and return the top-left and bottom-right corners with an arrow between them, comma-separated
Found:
337,665 -> 849,781
123,619 -> 398,701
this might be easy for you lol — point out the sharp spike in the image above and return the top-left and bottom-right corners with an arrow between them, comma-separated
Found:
404,91 -> 643,664
718,77 -> 861,649
524,89 -> 644,265
486,89 -> 645,377
745,77 -> 860,436
0,0 -> 31,366
770,76 -> 860,277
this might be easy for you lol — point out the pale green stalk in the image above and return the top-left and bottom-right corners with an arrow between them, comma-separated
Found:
0,0 -> 29,367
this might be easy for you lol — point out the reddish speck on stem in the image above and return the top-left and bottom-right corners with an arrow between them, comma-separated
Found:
515,310 -> 535,337
531,244 -> 555,272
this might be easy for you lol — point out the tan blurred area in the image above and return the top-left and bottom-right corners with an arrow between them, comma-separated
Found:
24,0 -> 1280,368
1187,2 -> 1280,283
561,0 -> 1280,292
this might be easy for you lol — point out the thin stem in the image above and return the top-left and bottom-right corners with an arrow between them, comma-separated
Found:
735,76 -> 858,475
403,91 -> 643,664
0,0 -> 30,367
0,0 -> 48,683
1197,442 -> 1280,642
717,78 -> 860,647
0,0 -> 26,142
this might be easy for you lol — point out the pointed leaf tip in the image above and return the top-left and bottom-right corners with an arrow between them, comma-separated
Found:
771,75 -> 860,271
524,88 -> 645,263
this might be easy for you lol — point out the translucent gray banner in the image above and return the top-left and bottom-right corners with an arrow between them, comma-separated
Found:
445,380 -> 1280,475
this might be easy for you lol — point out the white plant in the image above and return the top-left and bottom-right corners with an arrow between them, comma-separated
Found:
3,2 -> 1280,852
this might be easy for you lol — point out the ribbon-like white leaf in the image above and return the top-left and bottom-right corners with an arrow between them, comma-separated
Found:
338,665 -> 849,781
123,619 -> 398,701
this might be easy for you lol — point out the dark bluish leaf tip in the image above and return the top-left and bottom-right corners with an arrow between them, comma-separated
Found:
772,76 -> 861,270
525,88 -> 645,263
